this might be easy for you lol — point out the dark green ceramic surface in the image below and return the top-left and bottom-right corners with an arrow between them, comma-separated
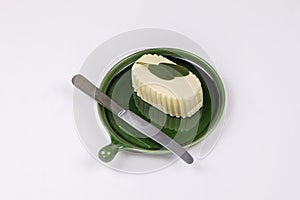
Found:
97,48 -> 225,161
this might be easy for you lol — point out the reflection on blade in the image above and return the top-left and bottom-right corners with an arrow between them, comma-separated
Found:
119,110 -> 194,164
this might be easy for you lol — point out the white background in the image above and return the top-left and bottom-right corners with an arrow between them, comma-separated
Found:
1,0 -> 300,199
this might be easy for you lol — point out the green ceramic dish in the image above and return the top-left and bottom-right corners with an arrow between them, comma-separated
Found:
97,48 -> 225,162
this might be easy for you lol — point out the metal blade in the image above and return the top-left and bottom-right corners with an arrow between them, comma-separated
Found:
119,110 -> 194,164
72,74 -> 194,164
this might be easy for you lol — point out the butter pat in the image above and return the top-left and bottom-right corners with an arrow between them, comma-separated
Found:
131,54 -> 203,118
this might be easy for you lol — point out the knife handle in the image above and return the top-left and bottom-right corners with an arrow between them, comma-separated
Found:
72,74 -> 125,115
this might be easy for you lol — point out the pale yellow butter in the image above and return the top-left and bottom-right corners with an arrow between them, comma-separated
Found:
131,54 -> 203,118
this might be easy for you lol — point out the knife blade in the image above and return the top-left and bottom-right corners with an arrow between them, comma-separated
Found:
72,74 -> 194,164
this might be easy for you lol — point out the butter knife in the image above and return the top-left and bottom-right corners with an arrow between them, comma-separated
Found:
72,74 -> 194,164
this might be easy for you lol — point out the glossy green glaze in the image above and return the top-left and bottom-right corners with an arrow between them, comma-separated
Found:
98,143 -> 119,162
97,48 -> 225,161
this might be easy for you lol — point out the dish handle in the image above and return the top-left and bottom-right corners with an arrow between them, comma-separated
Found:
98,143 -> 119,162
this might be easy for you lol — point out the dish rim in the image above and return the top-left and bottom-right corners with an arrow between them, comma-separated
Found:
97,47 -> 226,153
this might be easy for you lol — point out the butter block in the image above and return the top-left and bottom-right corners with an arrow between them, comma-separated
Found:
131,54 -> 203,118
